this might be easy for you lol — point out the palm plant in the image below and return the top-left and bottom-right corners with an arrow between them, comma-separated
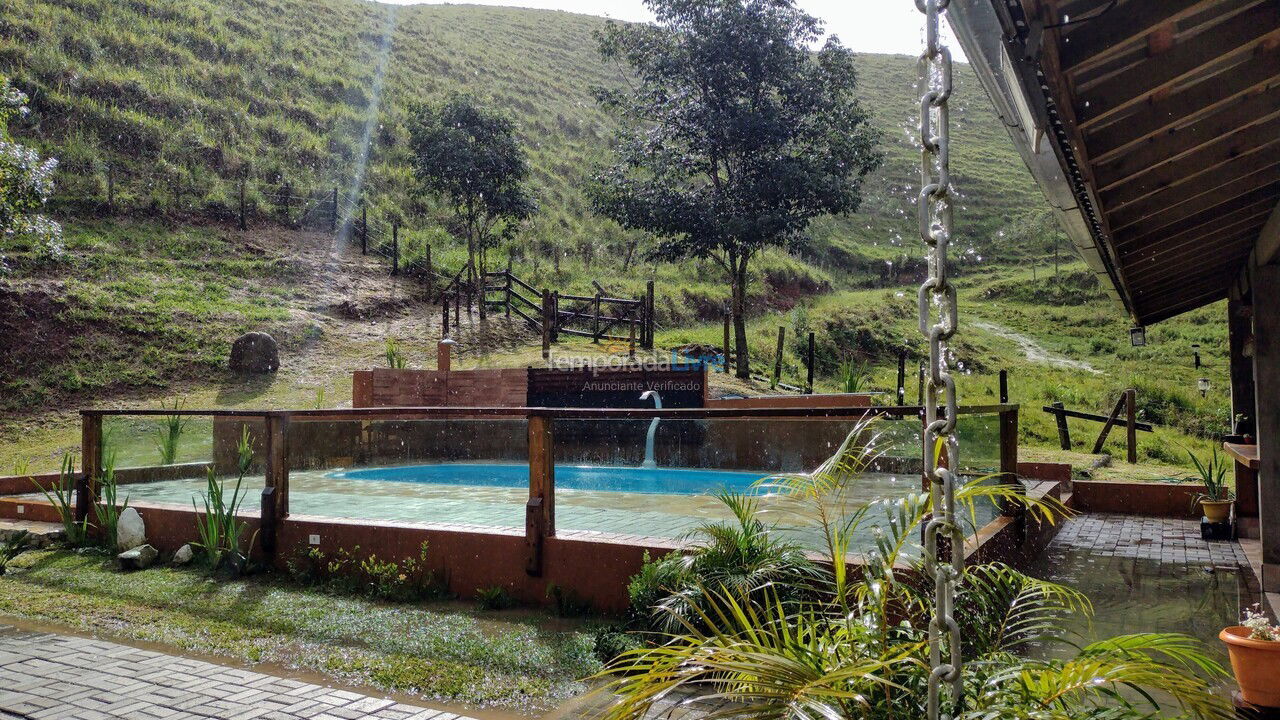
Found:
34,454 -> 90,546
384,338 -> 407,369
91,452 -> 130,550
595,417 -> 1231,720
155,398 -> 190,465
838,358 -> 871,394
1186,446 -> 1233,503
193,427 -> 254,568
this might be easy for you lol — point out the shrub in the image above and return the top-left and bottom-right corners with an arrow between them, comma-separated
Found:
192,427 -> 253,569
0,530 -> 30,575
34,454 -> 89,546
475,585 -> 515,610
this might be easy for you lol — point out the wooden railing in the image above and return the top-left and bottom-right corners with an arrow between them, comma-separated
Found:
76,403 -> 1020,574
479,271 -> 656,350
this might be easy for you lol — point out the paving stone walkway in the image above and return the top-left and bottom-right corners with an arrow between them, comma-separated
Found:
0,625 -> 473,720
1048,512 -> 1249,567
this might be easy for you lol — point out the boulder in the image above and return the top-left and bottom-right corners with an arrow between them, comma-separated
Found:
116,508 -> 145,551
229,332 -> 279,373
116,544 -> 158,571
172,544 -> 194,566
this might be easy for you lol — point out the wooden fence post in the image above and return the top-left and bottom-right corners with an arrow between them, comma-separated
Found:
360,203 -> 367,255
806,331 -> 815,394
442,297 -> 450,338
542,289 -> 552,359
1125,388 -> 1138,463
999,406 -> 1021,517
999,369 -> 1009,404
551,291 -> 560,343
505,258 -> 513,318
526,414 -> 555,576
75,413 -> 103,523
896,350 -> 907,405
629,315 -> 636,359
455,291 -> 461,328
330,187 -> 338,232
1091,394 -> 1127,454
1051,401 -> 1071,450
262,414 -> 290,556
391,223 -> 399,276
593,292 -> 601,343
644,280 -> 655,349
722,309 -> 731,375
771,326 -> 785,388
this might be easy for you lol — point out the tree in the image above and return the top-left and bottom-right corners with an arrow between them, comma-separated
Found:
407,95 -> 536,290
591,0 -> 882,378
0,77 -> 61,259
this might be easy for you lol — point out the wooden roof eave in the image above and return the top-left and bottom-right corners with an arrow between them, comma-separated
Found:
946,0 -> 1134,316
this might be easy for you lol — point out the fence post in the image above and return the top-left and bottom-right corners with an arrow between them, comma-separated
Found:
999,369 -> 1009,404
629,314 -> 636,359
551,291 -> 560,343
442,296 -> 450,338
330,187 -> 338,232
1051,401 -> 1071,450
771,326 -> 785,389
505,258 -> 513,318
593,292 -> 601,343
1000,407 -> 1024,535
360,203 -> 367,254
896,350 -> 907,405
526,414 -> 555,576
391,223 -> 399,276
262,414 -> 290,556
1125,388 -> 1138,463
806,331 -> 815,393
542,289 -> 552,359
455,291 -> 461,328
75,413 -> 103,524
722,309 -> 731,374
917,360 -> 925,405
1091,394 -> 1127,454
644,280 -> 655,349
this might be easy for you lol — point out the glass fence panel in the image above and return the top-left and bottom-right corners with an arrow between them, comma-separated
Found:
550,415 -> 928,553
282,417 -> 530,529
106,414 -> 251,510
953,412 -> 1002,475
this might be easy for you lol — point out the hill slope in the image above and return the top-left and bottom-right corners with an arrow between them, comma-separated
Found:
0,0 -> 1047,271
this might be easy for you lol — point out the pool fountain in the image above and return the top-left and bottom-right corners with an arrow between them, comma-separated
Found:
639,390 -> 661,469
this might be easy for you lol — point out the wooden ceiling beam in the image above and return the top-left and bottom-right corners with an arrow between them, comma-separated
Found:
1107,157 -> 1280,232
1124,232 -> 1259,289
1099,121 -> 1280,206
1118,203 -> 1272,256
1116,207 -> 1264,260
1092,93 -> 1280,190
1084,46 -> 1280,163
1109,180 -> 1280,247
1133,273 -> 1237,308
1073,3 -> 1280,129
1059,0 -> 1222,74
1139,286 -> 1231,323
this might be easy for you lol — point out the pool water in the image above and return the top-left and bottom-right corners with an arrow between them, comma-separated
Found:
118,462 -> 1000,551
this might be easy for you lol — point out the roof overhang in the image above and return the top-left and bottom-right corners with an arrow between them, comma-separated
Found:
947,0 -> 1280,325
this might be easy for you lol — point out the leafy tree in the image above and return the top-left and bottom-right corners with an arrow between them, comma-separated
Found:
591,0 -> 882,378
407,95 -> 536,287
0,77 -> 61,261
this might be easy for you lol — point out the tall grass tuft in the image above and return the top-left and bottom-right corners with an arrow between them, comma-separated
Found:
91,452 -> 130,550
0,530 -> 31,575
155,399 -> 189,465
193,427 -> 254,568
838,358 -> 871,393
34,454 -> 90,546
384,338 -> 407,369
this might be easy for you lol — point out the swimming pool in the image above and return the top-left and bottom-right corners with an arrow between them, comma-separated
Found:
329,463 -> 770,495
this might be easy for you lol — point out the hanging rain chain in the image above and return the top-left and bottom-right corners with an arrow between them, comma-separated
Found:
916,0 -> 964,719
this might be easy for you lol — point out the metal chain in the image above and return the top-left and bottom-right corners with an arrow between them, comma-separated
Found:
915,1 -> 964,719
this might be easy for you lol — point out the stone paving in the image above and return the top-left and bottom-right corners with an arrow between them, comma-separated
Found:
0,625 -> 473,720
1048,512 -> 1249,568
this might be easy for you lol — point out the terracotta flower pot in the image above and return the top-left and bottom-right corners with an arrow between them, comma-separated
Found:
1220,626 -> 1280,707
1200,499 -> 1233,523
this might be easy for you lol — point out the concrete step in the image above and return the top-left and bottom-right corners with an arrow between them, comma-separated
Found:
0,518 -> 65,548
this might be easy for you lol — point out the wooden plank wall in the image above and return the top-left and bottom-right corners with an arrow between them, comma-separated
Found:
354,368 -> 528,408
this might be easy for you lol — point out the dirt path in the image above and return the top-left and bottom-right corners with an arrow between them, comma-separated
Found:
972,319 -> 1101,374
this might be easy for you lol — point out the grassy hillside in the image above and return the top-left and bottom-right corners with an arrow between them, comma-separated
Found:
0,0 -> 1045,279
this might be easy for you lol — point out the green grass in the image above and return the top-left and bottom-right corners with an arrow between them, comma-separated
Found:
0,549 -> 601,710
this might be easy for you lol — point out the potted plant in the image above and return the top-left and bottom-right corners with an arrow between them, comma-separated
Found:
1187,446 -> 1234,522
1221,604 -> 1280,707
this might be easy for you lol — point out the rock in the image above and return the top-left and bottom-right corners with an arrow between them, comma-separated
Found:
116,508 -> 145,551
116,544 -> 158,571
229,331 -> 280,373
172,544 -> 194,565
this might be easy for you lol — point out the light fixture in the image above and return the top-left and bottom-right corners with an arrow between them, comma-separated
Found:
1198,377 -> 1210,397
1129,326 -> 1146,347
